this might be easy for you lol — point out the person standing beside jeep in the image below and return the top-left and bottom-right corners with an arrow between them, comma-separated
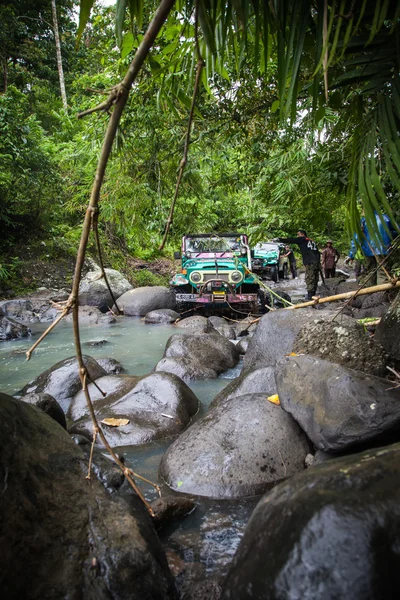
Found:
321,240 -> 340,278
283,245 -> 298,279
274,230 -> 320,300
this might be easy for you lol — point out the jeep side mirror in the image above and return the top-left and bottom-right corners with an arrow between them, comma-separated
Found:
174,251 -> 181,260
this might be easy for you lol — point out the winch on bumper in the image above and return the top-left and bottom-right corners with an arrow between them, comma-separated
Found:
174,292 -> 258,303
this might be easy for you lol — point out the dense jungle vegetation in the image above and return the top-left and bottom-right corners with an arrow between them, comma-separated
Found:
1,0 -> 399,293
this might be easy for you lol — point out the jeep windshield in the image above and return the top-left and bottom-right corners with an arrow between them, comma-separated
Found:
254,243 -> 279,254
184,235 -> 242,256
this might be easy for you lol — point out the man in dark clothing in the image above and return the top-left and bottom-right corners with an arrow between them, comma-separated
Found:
275,230 -> 320,300
283,245 -> 297,279
321,240 -> 340,278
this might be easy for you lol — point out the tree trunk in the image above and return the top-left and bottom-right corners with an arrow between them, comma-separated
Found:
2,58 -> 7,93
51,0 -> 67,110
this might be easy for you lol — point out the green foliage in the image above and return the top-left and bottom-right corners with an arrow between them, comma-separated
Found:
1,0 -> 399,297
131,268 -> 169,287
0,86 -> 62,246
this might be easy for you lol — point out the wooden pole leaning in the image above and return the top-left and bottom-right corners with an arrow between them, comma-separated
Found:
284,280 -> 400,310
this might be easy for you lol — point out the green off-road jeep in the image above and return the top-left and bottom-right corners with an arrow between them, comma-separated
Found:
171,233 -> 263,313
251,242 -> 289,282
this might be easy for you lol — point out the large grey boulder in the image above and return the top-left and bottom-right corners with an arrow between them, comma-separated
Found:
18,355 -> 107,413
221,442 -> 400,600
0,299 -> 36,321
144,309 -> 180,324
174,315 -> 215,333
64,306 -> 116,324
78,268 -> 132,312
354,291 -> 390,319
242,309 -> 319,374
293,316 -> 388,376
160,393 -> 310,498
154,332 -> 239,380
0,316 -> 31,341
68,372 -> 199,447
276,355 -> 400,453
116,286 -> 176,316
0,393 -> 177,600
210,366 -> 277,409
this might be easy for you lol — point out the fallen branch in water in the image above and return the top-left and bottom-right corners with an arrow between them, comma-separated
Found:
284,280 -> 400,310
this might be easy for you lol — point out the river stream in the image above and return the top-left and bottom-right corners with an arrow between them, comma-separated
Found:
0,277 -> 307,590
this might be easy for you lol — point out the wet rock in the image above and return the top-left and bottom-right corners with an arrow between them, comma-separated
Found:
68,372 -> 199,447
155,357 -> 218,380
242,309 -> 319,374
78,268 -> 132,312
96,357 -> 124,374
0,299 -> 36,321
39,307 -> 60,322
0,393 -> 177,599
19,392 -> 66,429
0,316 -> 31,341
272,290 -> 291,308
155,333 -> 239,380
83,339 -> 109,347
64,306 -> 116,324
175,315 -> 215,333
313,449 -> 339,464
19,355 -> 107,413
208,316 -> 227,328
221,442 -> 400,600
353,291 -> 390,319
318,275 -> 348,296
375,292 -> 400,360
82,446 -> 125,491
151,496 -> 196,530
236,337 -> 249,354
293,316 -> 388,376
116,286 -> 176,316
276,355 -> 400,453
214,324 -> 236,340
210,367 -> 276,409
144,309 -> 180,324
235,318 -> 258,337
160,393 -> 310,498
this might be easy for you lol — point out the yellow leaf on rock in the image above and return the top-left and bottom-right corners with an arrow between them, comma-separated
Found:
267,394 -> 280,405
101,418 -> 130,427
286,352 -> 298,357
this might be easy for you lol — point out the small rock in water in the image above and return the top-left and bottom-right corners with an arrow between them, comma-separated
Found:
83,339 -> 109,347
151,497 -> 196,530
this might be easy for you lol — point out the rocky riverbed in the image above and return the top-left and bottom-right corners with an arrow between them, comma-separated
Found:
1,269 -> 400,599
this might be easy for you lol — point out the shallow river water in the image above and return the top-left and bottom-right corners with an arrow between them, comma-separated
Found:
0,277 -> 310,588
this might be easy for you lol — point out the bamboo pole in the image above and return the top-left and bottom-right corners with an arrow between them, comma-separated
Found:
284,280 -> 400,310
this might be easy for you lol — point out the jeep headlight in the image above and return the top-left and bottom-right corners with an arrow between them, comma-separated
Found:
230,270 -> 243,283
189,271 -> 202,283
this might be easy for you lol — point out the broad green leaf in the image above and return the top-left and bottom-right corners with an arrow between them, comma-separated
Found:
76,0 -> 95,46
271,100 -> 280,113
116,0 -> 127,48
121,32 -> 134,59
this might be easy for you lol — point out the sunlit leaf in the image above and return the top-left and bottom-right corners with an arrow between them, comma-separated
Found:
101,418 -> 130,427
